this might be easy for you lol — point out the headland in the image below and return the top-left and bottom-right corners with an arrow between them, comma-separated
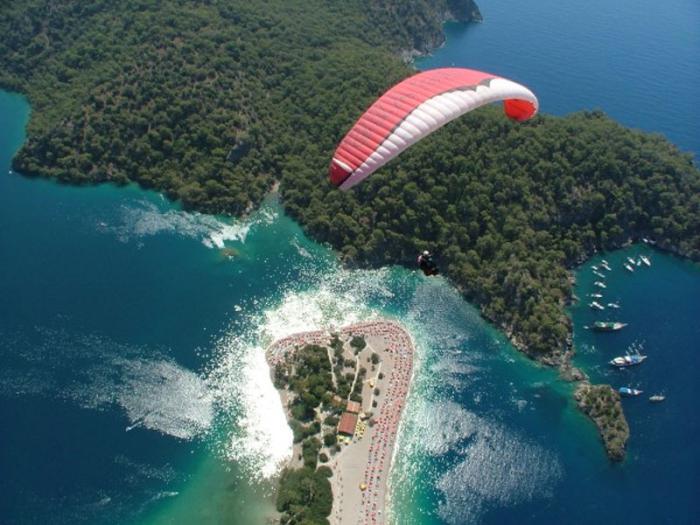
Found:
266,320 -> 414,525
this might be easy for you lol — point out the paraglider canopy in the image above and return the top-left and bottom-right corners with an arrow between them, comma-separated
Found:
329,68 -> 538,190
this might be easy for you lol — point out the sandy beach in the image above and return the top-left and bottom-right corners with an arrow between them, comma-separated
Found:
266,320 -> 415,525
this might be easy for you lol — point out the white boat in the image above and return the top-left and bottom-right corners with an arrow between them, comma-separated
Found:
640,255 -> 651,267
594,281 -> 607,288
606,302 -> 620,309
624,263 -> 635,272
589,293 -> 603,298
593,321 -> 627,331
619,387 -> 643,397
636,258 -> 642,266
592,265 -> 599,270
601,262 -> 612,271
649,394 -> 665,403
610,354 -> 646,367
593,270 -> 606,278
626,256 -> 636,265
589,301 -> 605,310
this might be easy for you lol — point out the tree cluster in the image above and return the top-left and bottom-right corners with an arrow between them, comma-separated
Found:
277,467 -> 332,525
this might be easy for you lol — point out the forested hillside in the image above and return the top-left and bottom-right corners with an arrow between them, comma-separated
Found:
1,0 -> 698,366
282,107 -> 700,360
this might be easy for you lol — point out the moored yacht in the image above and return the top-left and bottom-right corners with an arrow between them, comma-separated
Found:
610,354 -> 647,367
593,321 -> 627,331
619,387 -> 643,396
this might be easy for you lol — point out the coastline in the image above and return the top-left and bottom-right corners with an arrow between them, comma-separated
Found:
266,320 -> 415,525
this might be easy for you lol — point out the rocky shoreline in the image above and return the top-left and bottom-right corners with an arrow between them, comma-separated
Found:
574,383 -> 630,462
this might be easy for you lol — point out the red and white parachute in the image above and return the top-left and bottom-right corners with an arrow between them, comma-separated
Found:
329,68 -> 538,190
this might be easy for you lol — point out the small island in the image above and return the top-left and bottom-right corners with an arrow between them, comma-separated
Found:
574,383 -> 630,462
266,321 -> 414,525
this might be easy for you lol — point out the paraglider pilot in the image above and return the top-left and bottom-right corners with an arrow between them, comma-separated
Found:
417,250 -> 439,276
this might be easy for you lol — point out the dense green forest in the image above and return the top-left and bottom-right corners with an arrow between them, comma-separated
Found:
1,0 -> 699,368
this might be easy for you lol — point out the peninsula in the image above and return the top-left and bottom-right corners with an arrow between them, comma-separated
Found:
574,383 -> 629,461
266,321 -> 414,524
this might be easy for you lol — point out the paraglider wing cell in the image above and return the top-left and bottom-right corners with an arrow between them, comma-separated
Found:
329,68 -> 538,190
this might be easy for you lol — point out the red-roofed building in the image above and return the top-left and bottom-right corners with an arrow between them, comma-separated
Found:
346,400 -> 361,414
337,412 -> 358,436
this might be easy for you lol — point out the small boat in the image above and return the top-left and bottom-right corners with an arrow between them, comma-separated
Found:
593,270 -> 606,278
592,265 -> 599,271
589,293 -> 603,298
619,387 -> 643,397
624,263 -> 635,272
636,258 -> 642,266
610,354 -> 647,367
642,238 -> 650,244
601,262 -> 612,271
640,255 -> 651,267
606,302 -> 620,309
601,259 -> 609,265
594,281 -> 607,288
626,256 -> 636,265
589,301 -> 605,311
649,394 -> 666,403
593,321 -> 627,332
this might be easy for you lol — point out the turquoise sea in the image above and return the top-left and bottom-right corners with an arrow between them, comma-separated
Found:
1,1 -> 699,524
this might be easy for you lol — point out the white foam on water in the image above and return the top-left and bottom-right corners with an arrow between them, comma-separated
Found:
99,198 -> 270,248
208,336 -> 294,480
208,222 -> 251,248
205,265 -> 398,480
291,237 -> 312,258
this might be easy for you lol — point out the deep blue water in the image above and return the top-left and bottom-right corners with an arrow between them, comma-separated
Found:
1,0 -> 699,523
571,250 -> 700,520
418,0 -> 700,159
